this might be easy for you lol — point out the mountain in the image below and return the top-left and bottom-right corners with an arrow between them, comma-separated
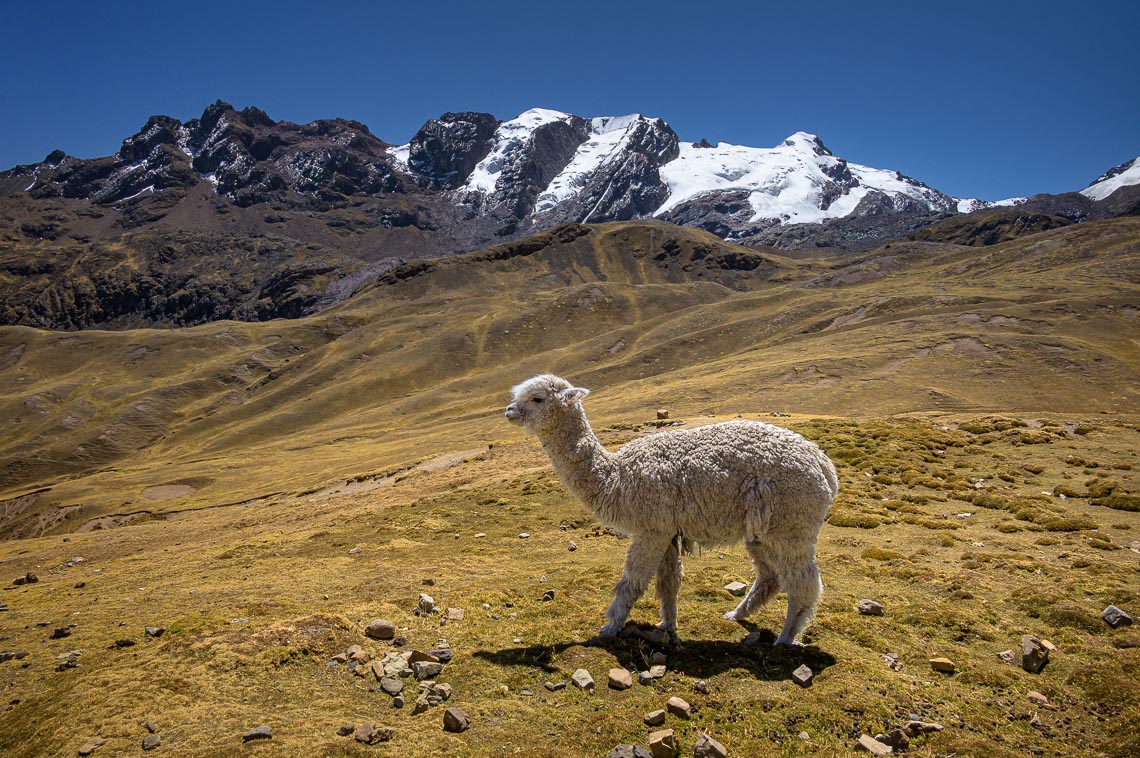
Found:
1,101 -> 1137,328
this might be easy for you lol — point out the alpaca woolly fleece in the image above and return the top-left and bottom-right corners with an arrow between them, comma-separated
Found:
505,374 -> 838,644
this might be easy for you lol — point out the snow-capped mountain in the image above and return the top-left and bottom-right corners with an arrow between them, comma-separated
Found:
3,101 -> 1138,254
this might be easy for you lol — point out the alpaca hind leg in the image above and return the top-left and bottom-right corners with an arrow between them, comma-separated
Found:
655,538 -> 683,632
723,544 -> 779,622
775,558 -> 822,646
600,537 -> 670,638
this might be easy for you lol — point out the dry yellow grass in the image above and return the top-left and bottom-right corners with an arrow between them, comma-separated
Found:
1,218 -> 1138,755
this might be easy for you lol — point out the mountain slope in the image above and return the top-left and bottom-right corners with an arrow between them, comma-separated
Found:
1,216 -> 1137,539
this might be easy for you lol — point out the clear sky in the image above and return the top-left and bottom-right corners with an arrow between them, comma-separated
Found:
2,0 -> 1136,201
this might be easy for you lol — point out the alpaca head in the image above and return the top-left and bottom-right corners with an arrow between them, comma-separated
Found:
505,374 -> 590,436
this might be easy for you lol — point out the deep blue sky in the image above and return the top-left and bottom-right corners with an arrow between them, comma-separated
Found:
2,0 -> 1136,201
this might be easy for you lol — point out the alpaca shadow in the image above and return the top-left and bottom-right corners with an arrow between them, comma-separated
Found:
471,622 -> 837,682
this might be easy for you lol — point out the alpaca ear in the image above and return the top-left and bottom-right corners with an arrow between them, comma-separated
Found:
560,386 -> 590,405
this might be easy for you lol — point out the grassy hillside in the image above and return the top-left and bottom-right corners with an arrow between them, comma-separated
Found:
0,218 -> 1138,755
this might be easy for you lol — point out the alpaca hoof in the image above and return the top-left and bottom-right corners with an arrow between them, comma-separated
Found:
775,638 -> 804,648
723,610 -> 742,622
598,623 -> 623,638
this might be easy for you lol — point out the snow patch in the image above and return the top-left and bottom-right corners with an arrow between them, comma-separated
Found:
388,143 -> 410,172
1081,157 -> 1140,201
462,108 -> 573,194
535,114 -> 650,213
118,185 -> 155,202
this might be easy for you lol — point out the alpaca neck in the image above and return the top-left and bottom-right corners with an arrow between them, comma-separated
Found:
539,410 -> 617,511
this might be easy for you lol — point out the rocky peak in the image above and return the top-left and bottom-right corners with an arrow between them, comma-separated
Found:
406,112 -> 500,189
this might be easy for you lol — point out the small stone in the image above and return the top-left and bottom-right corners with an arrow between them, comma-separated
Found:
144,722 -> 157,734
857,599 -> 885,616
997,649 -> 1017,665
644,709 -> 666,726
412,661 -> 443,680
348,547 -> 361,555
1028,690 -> 1050,705
49,627 -> 71,639
427,647 -> 453,663
78,737 -> 107,756
1040,639 -> 1058,653
74,581 -> 86,589
1021,635 -> 1049,674
693,732 -> 728,758
432,682 -> 453,701
882,653 -> 903,671
110,639 -> 136,649
639,671 -> 655,686
242,725 -> 272,742
13,572 -> 38,586
656,409 -> 670,420
349,647 -> 372,663
694,680 -> 709,695
518,532 -> 530,539
877,729 -> 909,751
354,724 -> 394,744
567,541 -> 577,552
648,728 -> 678,758
902,721 -> 944,737
571,668 -> 595,690
474,532 -> 487,538
724,581 -> 748,597
854,734 -> 892,755
144,627 -> 166,638
141,734 -> 161,751
365,619 -> 396,640
1102,605 -> 1134,628
928,657 -> 956,673
336,725 -> 353,736
544,680 -> 567,692
380,676 -> 404,696
417,593 -> 437,615
412,696 -> 432,715
608,668 -> 633,690
799,731 -> 810,741
603,746 -> 652,758
408,650 -> 440,665
666,696 -> 692,719
541,589 -> 556,602
446,607 -> 465,621
443,707 -> 471,733
392,694 -> 405,708
791,664 -> 813,687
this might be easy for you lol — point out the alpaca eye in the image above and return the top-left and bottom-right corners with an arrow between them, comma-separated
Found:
532,397 -> 543,404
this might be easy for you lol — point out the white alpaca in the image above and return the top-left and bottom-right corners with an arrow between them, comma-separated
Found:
505,374 -> 838,645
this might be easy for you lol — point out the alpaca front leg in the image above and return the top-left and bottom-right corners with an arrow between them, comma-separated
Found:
599,537 -> 669,638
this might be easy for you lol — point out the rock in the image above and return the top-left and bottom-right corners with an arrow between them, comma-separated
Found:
657,410 -> 670,420
1028,690 -> 1050,705
412,696 -> 432,715
412,661 -> 443,680
694,680 -> 710,695
1021,635 -> 1050,674
408,649 -> 440,665
431,682 -> 454,701
78,737 -> 107,755
428,647 -> 453,663
392,694 -> 405,708
571,668 -> 595,690
75,581 -> 86,589
693,732 -> 728,758
854,734 -> 892,754
544,680 -> 567,692
875,729 -> 909,751
144,722 -> 157,734
141,734 -> 161,751
13,573 -> 38,586
365,619 -> 396,640
567,541 -> 578,551
723,581 -> 748,597
336,725 -> 354,736
648,728 -> 679,758
380,676 -> 404,696
49,627 -> 71,639
603,746 -> 652,758
418,593 -> 437,615
518,532 -> 530,539
996,649 -> 1017,665
110,639 -> 136,649
644,709 -> 666,726
928,657 -> 956,673
608,668 -> 633,690
446,607 -> 465,621
882,653 -> 903,671
857,599 -> 885,616
541,590 -> 556,602
666,696 -> 692,719
144,627 -> 166,638
902,721 -> 944,737
791,664 -> 813,687
1102,605 -> 1134,628
443,707 -> 471,733
55,651 -> 81,670
353,724 -> 394,744
242,725 -> 272,742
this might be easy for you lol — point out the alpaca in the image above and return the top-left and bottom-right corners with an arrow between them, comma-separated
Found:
505,374 -> 838,645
